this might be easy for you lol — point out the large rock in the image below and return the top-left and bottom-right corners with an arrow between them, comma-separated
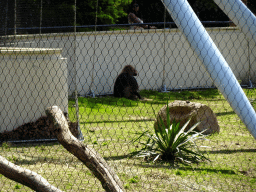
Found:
154,100 -> 220,135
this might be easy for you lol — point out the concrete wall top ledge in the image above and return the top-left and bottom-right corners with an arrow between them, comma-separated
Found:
0,47 -> 62,55
0,27 -> 240,40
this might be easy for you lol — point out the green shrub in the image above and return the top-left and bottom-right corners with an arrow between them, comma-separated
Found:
131,102 -> 209,165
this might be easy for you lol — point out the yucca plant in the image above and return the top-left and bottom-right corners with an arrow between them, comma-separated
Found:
131,103 -> 210,164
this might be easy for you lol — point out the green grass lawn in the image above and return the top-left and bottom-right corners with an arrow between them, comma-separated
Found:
1,88 -> 256,191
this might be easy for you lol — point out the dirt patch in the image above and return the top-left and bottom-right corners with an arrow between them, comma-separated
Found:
0,116 -> 78,142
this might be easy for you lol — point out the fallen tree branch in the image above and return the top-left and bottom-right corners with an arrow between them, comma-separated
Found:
0,155 -> 62,192
45,106 -> 124,192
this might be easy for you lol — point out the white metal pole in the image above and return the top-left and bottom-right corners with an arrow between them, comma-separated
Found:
161,0 -> 256,139
213,0 -> 256,41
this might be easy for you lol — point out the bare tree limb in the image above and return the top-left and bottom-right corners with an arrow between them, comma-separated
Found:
45,106 -> 124,192
0,155 -> 62,192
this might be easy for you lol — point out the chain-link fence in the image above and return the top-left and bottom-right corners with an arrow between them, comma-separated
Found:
1,0 -> 256,191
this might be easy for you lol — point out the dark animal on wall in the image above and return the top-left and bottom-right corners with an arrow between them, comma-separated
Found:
114,65 -> 142,100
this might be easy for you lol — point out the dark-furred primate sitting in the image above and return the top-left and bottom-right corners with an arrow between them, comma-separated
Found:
114,65 -> 142,100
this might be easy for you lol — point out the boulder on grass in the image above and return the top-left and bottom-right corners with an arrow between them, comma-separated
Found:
154,100 -> 220,135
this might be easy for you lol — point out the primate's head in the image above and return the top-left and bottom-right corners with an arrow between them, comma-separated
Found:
121,65 -> 138,76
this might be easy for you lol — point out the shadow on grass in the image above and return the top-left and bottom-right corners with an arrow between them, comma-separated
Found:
1,141 -> 60,148
13,157 -> 56,166
76,97 -> 141,108
141,89 -> 221,101
69,89 -> 222,108
203,148 -> 256,154
215,111 -> 236,116
178,167 -> 236,175
80,118 -> 155,124
117,161 -> 237,175
104,154 -> 130,161
104,148 -> 256,166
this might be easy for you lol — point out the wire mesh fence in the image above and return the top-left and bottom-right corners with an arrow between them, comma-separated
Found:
1,0 -> 256,191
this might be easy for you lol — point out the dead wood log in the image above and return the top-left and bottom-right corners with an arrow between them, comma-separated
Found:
45,106 -> 124,192
0,155 -> 62,192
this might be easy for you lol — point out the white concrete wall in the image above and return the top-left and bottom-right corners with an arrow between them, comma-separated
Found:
0,47 -> 68,133
2,27 -> 255,96
76,28 -> 253,95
